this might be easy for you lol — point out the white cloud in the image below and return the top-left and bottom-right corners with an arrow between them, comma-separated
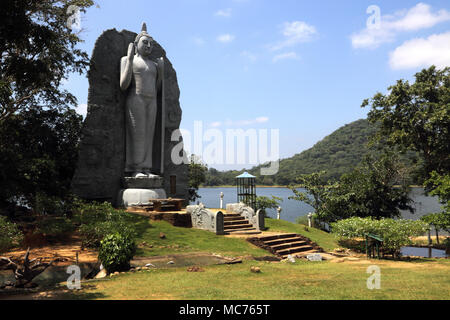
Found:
272,52 -> 299,63
352,3 -> 450,49
224,117 -> 269,126
270,21 -> 317,51
76,103 -> 87,118
215,8 -> 232,18
217,34 -> 235,43
389,31 -> 450,70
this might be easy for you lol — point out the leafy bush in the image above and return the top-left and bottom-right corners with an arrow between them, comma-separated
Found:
74,202 -> 137,248
255,196 -> 282,217
421,212 -> 450,233
331,217 -> 428,254
35,217 -> 75,241
0,216 -> 23,253
98,233 -> 136,273
79,221 -> 136,249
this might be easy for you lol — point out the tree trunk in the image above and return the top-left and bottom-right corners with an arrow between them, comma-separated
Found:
0,248 -> 58,288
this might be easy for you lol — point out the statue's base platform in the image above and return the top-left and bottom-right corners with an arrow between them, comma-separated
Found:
118,188 -> 167,207
122,175 -> 163,189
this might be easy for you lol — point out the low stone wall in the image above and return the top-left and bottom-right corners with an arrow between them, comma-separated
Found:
186,204 -> 224,235
226,203 -> 265,231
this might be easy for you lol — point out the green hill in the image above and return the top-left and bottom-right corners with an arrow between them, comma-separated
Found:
272,119 -> 377,184
204,119 -> 419,186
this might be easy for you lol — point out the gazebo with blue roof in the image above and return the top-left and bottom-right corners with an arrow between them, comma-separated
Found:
236,172 -> 256,210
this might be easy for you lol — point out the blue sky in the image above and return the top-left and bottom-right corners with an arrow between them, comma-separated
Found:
67,0 -> 450,170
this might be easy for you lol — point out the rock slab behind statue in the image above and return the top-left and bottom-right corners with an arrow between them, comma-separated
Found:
72,28 -> 188,205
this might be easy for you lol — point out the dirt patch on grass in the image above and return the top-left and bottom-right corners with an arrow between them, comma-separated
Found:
1,234 -> 98,265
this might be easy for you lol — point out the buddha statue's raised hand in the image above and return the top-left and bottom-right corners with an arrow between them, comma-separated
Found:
127,43 -> 135,62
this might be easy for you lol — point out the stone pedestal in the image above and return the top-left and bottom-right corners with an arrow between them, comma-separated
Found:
118,176 -> 167,207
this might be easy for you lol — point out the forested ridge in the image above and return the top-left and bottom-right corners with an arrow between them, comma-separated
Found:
204,119 -> 419,186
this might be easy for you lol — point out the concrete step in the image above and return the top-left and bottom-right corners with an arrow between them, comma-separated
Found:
224,220 -> 248,226
257,234 -> 299,242
224,216 -> 245,222
270,241 -> 308,251
224,224 -> 253,230
223,214 -> 241,218
276,245 -> 314,256
262,236 -> 303,246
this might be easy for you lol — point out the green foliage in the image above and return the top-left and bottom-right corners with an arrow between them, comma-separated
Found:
255,196 -> 282,217
74,202 -> 137,248
32,192 -> 81,217
444,237 -> 450,252
323,154 -> 413,222
421,213 -> 450,233
363,66 -> 450,180
289,155 -> 413,223
0,216 -> 23,252
35,217 -> 76,240
188,155 -> 208,202
275,119 -> 380,184
288,171 -> 334,212
0,0 -> 94,121
425,172 -> 450,214
421,172 -> 450,234
331,217 -> 428,253
98,233 -> 136,273
0,107 -> 83,210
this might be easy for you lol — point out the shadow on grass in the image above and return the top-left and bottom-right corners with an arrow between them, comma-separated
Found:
56,284 -> 108,300
337,239 -> 445,263
0,284 -> 107,300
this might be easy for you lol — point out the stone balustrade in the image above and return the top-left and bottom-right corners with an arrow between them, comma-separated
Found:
186,204 -> 224,235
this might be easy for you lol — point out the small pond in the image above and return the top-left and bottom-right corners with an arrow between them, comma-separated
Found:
400,247 -> 448,258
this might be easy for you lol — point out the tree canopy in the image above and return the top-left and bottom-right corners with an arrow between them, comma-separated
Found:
0,106 -> 83,209
289,154 -> 414,223
0,0 -> 94,121
362,66 -> 450,180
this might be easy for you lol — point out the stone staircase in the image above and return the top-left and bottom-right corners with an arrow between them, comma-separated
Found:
248,233 -> 320,259
223,214 -> 261,235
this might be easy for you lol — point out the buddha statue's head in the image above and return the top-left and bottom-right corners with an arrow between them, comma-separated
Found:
135,22 -> 154,57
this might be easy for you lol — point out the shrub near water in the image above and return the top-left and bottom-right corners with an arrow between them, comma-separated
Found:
331,217 -> 428,255
98,233 -> 136,273
0,216 -> 23,252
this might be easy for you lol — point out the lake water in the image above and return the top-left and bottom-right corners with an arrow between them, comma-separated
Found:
400,247 -> 448,258
196,187 -> 443,224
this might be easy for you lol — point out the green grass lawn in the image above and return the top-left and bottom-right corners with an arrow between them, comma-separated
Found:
133,218 -> 269,258
37,216 -> 449,300
61,258 -> 450,300
131,217 -> 339,257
